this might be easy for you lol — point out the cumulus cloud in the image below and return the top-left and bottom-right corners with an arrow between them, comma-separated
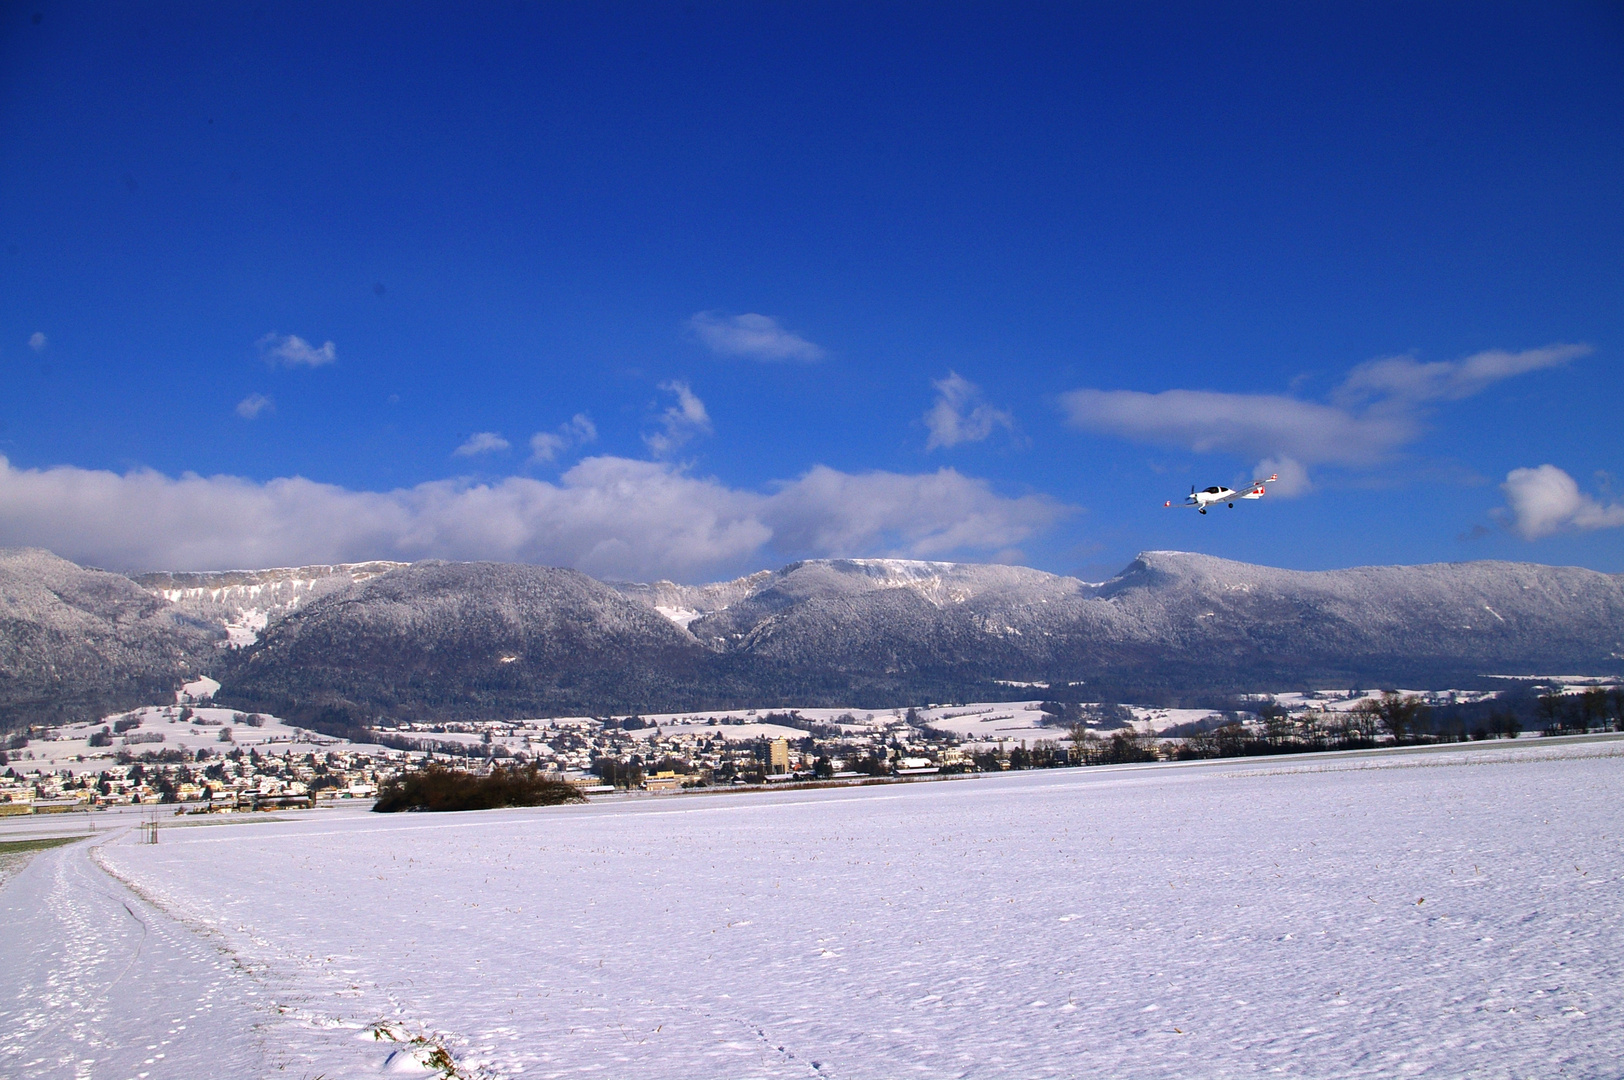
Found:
529,413 -> 598,464
453,431 -> 511,457
1253,456 -> 1312,497
235,393 -> 274,420
1061,343 -> 1586,492
0,454 -> 1067,582
644,381 -> 712,456
258,332 -> 337,368
923,372 -> 1016,451
28,332 -> 46,353
1499,464 -> 1624,540
688,311 -> 824,362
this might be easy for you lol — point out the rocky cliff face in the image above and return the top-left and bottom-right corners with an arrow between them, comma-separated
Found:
4,549 -> 1621,729
135,562 -> 405,647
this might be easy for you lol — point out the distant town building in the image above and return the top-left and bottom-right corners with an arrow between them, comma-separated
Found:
768,738 -> 790,775
644,771 -> 684,793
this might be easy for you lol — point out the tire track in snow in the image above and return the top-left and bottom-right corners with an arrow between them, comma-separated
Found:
0,827 -> 403,1080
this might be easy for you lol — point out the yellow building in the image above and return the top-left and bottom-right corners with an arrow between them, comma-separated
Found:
644,770 -> 684,793
768,738 -> 791,775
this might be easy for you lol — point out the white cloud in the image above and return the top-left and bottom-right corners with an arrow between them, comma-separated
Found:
0,454 -> 1067,581
528,433 -> 566,463
1335,344 -> 1589,406
923,372 -> 1016,451
529,413 -> 598,464
453,432 -> 511,457
688,311 -> 824,363
764,466 -> 1063,559
235,393 -> 274,420
1499,464 -> 1624,540
1059,387 -> 1412,466
1253,456 -> 1312,497
28,332 -> 46,353
1061,343 -> 1586,491
644,381 -> 712,456
258,332 -> 337,368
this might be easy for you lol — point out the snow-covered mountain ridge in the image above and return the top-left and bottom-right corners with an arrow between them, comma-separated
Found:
614,558 -> 1080,632
3,547 -> 1621,729
614,550 -> 1624,654
213,550 -> 1622,726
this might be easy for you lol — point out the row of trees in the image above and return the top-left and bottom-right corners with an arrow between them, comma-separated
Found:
1163,693 -> 1528,759
1539,686 -> 1624,734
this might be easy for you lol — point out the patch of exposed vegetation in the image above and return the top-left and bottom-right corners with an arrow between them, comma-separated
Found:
365,1021 -> 468,1078
372,763 -> 586,813
0,835 -> 84,888
0,835 -> 83,855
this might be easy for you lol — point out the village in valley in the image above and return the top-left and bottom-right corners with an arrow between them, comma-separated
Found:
5,676 -> 1618,817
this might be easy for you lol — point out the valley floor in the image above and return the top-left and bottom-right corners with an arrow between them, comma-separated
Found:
4,737 -> 1623,1079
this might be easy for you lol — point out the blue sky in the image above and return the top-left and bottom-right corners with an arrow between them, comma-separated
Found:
2,2 -> 1621,580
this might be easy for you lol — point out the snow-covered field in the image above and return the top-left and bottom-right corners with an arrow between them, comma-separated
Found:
4,737 -> 1622,1079
620,701 -> 1118,745
16,706 -> 389,776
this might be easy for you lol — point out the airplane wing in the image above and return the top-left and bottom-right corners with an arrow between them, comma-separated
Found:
1238,473 -> 1278,500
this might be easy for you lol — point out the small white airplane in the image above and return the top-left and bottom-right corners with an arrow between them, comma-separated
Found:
1166,473 -> 1277,514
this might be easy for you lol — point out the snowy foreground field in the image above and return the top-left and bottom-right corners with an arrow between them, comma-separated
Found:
4,738 -> 1622,1079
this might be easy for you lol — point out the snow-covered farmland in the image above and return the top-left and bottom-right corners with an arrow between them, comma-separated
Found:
16,706 -> 383,776
4,737 -> 1619,1079
602,700 -> 1106,746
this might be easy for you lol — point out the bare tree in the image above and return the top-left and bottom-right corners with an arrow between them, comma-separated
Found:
1353,691 -> 1428,743
1579,688 -> 1609,733
1536,690 -> 1566,732
1069,724 -> 1103,765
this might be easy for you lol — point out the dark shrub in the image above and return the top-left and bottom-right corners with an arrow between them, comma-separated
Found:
372,763 -> 586,813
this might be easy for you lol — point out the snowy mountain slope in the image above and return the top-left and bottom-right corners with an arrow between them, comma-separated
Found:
218,560 -> 714,728
684,559 -> 1090,683
1085,551 -> 1624,679
0,548 -> 220,728
135,562 -> 405,647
